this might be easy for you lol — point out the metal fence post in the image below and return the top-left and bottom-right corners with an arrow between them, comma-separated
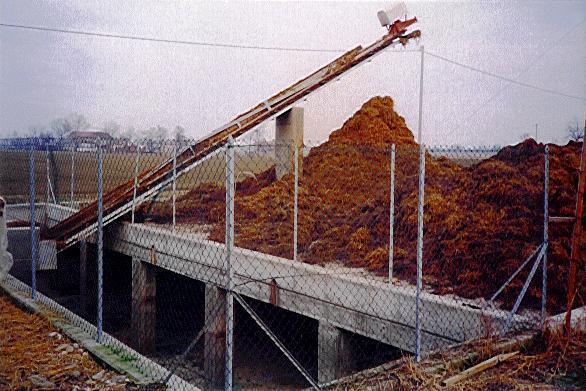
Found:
389,144 -> 395,282
45,141 -> 56,205
70,147 -> 76,208
29,145 -> 38,300
417,45 -> 425,144
131,146 -> 140,224
46,143 -> 51,205
415,144 -> 426,362
541,146 -> 549,328
294,145 -> 299,262
225,137 -> 235,391
173,139 -> 177,231
96,140 -> 104,343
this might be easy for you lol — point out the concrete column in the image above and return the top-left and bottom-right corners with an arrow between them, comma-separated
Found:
317,321 -> 352,384
204,284 -> 226,388
131,258 -> 157,354
275,107 -> 304,179
78,240 -> 91,316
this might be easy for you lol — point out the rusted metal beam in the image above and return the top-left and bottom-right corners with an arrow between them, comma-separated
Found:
549,216 -> 575,223
43,28 -> 421,251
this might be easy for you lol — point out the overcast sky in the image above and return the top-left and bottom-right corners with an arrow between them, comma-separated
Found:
1,1 -> 584,146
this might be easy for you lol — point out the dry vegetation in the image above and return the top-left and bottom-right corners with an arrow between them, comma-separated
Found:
329,328 -> 585,390
141,96 -> 585,313
0,293 -> 131,390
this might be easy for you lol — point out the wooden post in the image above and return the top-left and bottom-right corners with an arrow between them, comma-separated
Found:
565,118 -> 586,335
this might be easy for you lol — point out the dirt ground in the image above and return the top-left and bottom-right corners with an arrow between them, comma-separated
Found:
0,292 -> 132,390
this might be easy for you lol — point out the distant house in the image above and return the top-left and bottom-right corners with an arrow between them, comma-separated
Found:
68,129 -> 113,151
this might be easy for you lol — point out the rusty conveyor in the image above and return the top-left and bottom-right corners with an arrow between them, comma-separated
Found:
43,27 -> 421,251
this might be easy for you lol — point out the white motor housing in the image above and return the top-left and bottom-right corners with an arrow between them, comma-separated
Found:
377,2 -> 408,27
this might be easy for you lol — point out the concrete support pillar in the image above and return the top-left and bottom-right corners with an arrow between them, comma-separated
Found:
78,240 -> 92,316
317,321 -> 352,384
275,107 -> 304,179
204,284 -> 226,388
131,258 -> 157,354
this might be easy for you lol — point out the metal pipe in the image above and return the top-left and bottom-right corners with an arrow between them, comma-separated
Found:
294,145 -> 299,262
29,145 -> 37,299
415,45 -> 425,359
506,245 -> 545,331
490,244 -> 543,303
96,141 -> 104,343
70,147 -> 76,208
172,140 -> 177,231
224,137 -> 235,391
46,144 -> 50,205
131,147 -> 140,224
541,146 -> 549,328
234,293 -> 320,390
46,142 -> 56,205
389,144 -> 395,282
415,144 -> 425,361
417,45 -> 425,144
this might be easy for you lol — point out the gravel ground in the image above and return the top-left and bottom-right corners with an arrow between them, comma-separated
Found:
0,292 -> 132,390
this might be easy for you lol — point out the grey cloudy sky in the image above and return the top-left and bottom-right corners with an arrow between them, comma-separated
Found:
1,1 -> 584,146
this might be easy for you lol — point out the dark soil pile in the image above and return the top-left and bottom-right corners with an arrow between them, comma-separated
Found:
139,96 -> 584,312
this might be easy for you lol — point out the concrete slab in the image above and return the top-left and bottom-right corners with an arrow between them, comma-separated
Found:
102,221 -> 530,353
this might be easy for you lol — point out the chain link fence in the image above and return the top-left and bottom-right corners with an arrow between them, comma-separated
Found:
0,136 -> 561,390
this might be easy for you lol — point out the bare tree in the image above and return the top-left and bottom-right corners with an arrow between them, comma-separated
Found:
50,118 -> 73,138
144,125 -> 168,140
50,113 -> 89,138
28,125 -> 48,138
567,121 -> 584,141
173,125 -> 187,142
121,126 -> 136,141
103,120 -> 121,137
69,114 -> 89,133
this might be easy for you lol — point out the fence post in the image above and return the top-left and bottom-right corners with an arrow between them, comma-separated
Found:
96,140 -> 104,343
173,139 -> 177,231
45,142 -> 56,205
29,145 -> 38,300
131,146 -> 140,224
70,147 -> 76,208
294,144 -> 299,262
224,137 -> 235,391
389,144 -> 395,283
541,146 -> 549,328
417,45 -> 425,144
415,144 -> 425,362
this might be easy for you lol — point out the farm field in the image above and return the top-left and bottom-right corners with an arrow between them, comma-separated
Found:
0,147 -> 275,205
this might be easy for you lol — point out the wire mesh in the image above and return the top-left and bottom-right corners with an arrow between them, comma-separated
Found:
1,136 -> 580,390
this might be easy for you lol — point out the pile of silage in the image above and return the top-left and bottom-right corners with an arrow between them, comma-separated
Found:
139,96 -> 584,312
